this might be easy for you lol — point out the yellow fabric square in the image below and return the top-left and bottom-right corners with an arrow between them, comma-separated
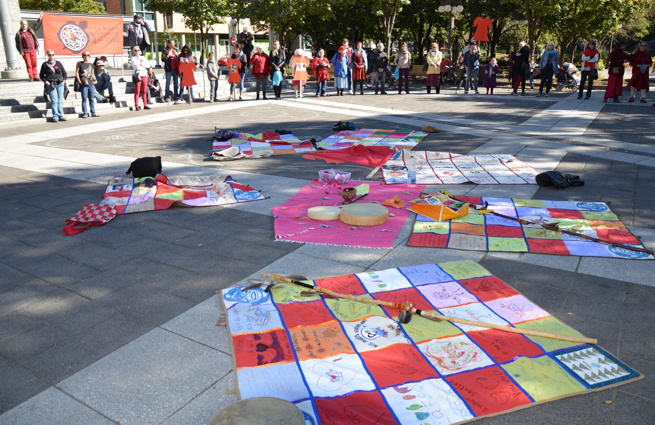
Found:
440,260 -> 491,280
413,221 -> 450,234
516,316 -> 586,352
400,312 -> 462,343
514,199 -> 546,207
523,227 -> 562,240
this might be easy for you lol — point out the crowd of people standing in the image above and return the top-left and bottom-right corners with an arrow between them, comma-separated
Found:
13,12 -> 655,122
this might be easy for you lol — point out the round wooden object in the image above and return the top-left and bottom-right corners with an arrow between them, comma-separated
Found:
339,203 -> 389,226
308,206 -> 341,221
209,397 -> 304,425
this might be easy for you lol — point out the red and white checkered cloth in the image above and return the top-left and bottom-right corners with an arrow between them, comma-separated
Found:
62,203 -> 116,235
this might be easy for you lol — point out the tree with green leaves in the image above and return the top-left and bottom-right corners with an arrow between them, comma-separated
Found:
375,0 -> 410,54
19,0 -> 106,14
145,0 -> 232,64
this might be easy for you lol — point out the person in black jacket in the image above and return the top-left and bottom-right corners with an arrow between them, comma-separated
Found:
372,43 -> 388,95
269,40 -> 286,99
40,49 -> 67,122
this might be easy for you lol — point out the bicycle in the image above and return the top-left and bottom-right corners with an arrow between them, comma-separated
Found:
363,66 -> 396,90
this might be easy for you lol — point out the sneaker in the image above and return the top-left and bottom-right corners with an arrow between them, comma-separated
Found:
511,92 -> 517,96
144,106 -> 151,110
640,98 -> 647,103
91,114 -> 100,117
164,97 -> 171,102
628,97 -> 635,103
603,98 -> 608,103
536,93 -> 542,97
174,99 -> 184,104
381,91 -> 387,95
613,98 -> 620,103
475,91 -> 480,95
60,117 -> 67,121
239,96 -> 242,101
51,118 -> 58,123
81,114 -> 88,118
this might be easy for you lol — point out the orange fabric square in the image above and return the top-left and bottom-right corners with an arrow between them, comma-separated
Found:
361,343 -> 438,388
451,222 -> 486,236
232,329 -> 295,368
588,220 -> 628,231
289,321 -> 355,360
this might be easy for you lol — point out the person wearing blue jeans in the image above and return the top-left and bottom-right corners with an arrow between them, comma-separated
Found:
75,51 -> 98,118
161,39 -> 179,101
93,62 -> 114,102
234,46 -> 247,99
40,49 -> 67,122
372,43 -> 388,94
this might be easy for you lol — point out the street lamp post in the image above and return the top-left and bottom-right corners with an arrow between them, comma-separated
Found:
437,1 -> 464,59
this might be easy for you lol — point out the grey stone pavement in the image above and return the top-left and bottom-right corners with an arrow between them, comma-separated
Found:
0,81 -> 654,425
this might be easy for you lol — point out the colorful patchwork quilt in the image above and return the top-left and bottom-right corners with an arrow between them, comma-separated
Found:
317,129 -> 428,150
211,132 -> 316,157
273,180 -> 424,249
102,175 -> 266,214
408,196 -> 654,259
221,260 -> 642,424
382,151 -> 540,185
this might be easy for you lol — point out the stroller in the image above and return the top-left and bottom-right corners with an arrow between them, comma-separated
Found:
556,62 -> 580,91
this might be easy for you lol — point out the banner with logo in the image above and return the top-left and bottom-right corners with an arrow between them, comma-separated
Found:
42,13 -> 123,55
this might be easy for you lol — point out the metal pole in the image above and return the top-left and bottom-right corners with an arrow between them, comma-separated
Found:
449,14 -> 454,59
0,0 -> 23,71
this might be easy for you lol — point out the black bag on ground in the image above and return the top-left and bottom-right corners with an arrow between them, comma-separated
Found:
126,156 -> 162,178
535,171 -> 584,189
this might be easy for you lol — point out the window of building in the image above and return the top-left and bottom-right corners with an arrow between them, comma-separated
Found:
132,0 -> 154,21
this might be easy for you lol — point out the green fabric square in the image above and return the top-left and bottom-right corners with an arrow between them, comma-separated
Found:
401,312 -> 462,342
554,219 -> 592,231
514,199 -> 546,207
523,227 -> 562,240
455,212 -> 485,225
440,259 -> 491,280
516,316 -> 586,352
502,356 -> 586,401
488,237 -> 528,251
580,211 -> 620,221
413,220 -> 450,234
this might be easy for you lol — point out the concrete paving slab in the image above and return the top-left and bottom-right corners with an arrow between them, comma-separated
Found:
59,328 -> 233,425
0,387 -> 114,425
485,251 -> 581,272
162,295 -> 231,354
160,374 -> 238,425
577,257 -> 655,287
371,244 -> 485,271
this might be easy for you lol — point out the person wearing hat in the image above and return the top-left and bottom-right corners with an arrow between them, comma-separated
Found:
603,41 -> 630,103
93,61 -> 115,103
332,46 -> 350,96
124,14 -> 152,53
578,40 -> 599,99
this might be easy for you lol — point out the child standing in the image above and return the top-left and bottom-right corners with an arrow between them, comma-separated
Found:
206,52 -> 219,102
178,56 -> 197,103
483,58 -> 499,95
226,52 -> 242,101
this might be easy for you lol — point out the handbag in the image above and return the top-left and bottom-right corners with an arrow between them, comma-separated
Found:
132,72 -> 140,83
590,68 -> 598,80
73,79 -> 81,92
62,203 -> 117,235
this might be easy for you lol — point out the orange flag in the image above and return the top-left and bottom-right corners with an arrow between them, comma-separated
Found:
42,13 -> 123,55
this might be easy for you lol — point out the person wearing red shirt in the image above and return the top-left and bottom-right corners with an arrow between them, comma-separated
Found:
627,41 -> 653,103
250,46 -> 271,100
312,48 -> 331,97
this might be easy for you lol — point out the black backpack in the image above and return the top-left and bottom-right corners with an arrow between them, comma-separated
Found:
126,156 -> 162,178
535,171 -> 584,189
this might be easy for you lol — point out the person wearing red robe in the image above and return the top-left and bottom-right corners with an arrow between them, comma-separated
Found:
627,41 -> 653,103
226,54 -> 243,101
250,46 -> 271,100
603,41 -> 630,103
352,41 -> 367,95
178,59 -> 197,103
312,48 -> 331,97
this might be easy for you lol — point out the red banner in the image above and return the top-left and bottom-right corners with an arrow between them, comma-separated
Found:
42,13 -> 123,55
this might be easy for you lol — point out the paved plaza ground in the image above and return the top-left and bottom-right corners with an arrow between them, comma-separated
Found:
0,81 -> 654,425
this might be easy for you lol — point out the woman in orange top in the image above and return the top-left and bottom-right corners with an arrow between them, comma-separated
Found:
290,49 -> 310,99
226,53 -> 242,101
